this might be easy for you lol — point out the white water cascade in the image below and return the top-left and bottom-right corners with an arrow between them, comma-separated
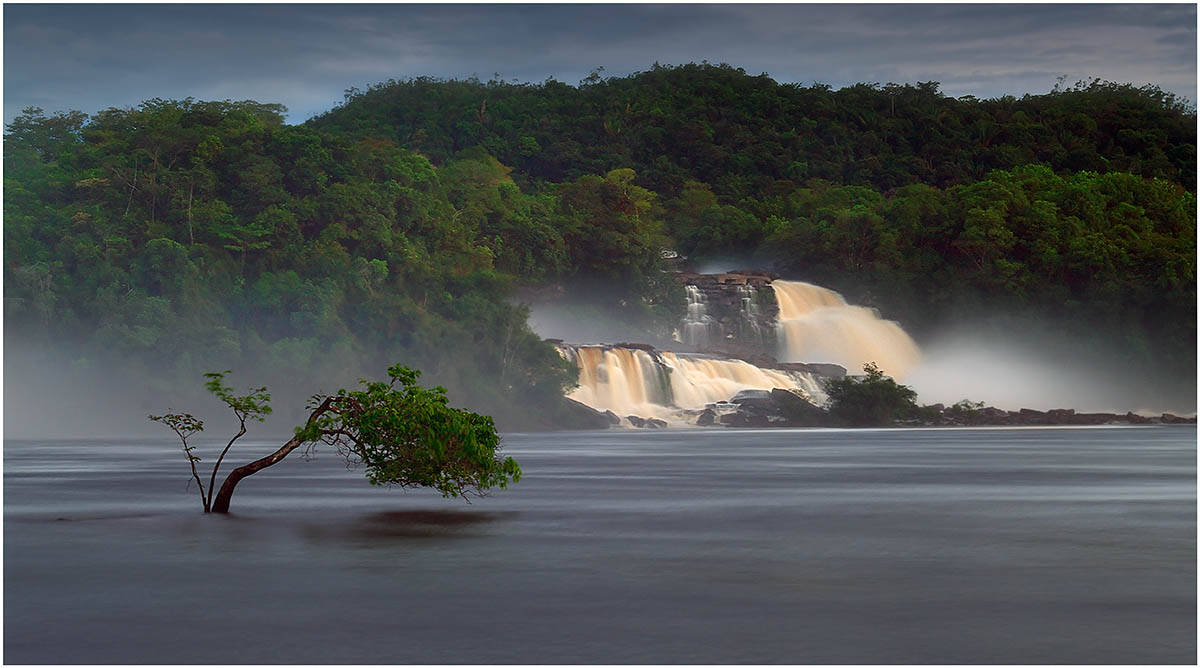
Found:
559,345 -> 826,422
773,280 -> 921,378
681,285 -> 716,347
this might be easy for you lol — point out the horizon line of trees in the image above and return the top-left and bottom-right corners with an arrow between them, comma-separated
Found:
5,62 -> 1195,428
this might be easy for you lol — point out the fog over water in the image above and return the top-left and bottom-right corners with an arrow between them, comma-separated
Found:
5,427 -> 1195,663
528,281 -> 1196,418
901,324 -> 1198,416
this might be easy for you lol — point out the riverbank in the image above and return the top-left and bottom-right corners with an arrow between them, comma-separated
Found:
561,392 -> 1196,429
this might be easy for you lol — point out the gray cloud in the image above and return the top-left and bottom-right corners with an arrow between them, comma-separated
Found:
4,3 -> 1195,125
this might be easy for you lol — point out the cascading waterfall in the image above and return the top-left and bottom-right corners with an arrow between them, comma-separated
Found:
736,284 -> 762,344
561,346 -> 675,419
681,285 -> 716,347
559,344 -> 826,422
662,352 -> 826,409
773,280 -> 921,378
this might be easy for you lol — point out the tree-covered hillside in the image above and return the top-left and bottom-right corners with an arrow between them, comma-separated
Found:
3,100 -> 592,428
5,63 -> 1196,427
312,63 -> 1195,198
312,63 -> 1196,373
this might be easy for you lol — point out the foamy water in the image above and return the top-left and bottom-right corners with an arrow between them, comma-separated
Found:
774,280 -> 921,377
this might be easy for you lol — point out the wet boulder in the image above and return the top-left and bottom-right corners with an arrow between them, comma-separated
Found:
645,418 -> 668,428
729,388 -> 776,412
801,363 -> 847,379
719,410 -> 769,427
626,415 -> 646,428
978,406 -> 1011,424
770,388 -> 829,426
719,412 -> 744,426
560,397 -> 613,429
1016,408 -> 1049,424
696,409 -> 717,426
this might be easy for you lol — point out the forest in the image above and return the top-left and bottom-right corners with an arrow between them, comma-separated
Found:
5,63 -> 1195,428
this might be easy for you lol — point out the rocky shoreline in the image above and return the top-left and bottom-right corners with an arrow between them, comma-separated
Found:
560,392 -> 1196,429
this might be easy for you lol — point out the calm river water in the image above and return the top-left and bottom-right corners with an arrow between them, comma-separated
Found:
5,426 -> 1196,663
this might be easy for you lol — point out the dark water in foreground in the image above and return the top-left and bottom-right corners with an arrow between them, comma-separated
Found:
5,426 -> 1196,664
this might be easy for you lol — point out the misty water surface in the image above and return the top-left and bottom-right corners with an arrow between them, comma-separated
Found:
5,427 -> 1196,663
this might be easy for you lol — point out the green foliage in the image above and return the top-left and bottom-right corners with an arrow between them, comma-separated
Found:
4,96 -> 582,428
313,65 -> 1194,199
944,399 -> 986,425
302,364 -> 520,498
824,363 -> 920,427
150,370 -> 277,511
152,365 -> 515,512
6,64 -> 1197,421
203,370 -> 272,422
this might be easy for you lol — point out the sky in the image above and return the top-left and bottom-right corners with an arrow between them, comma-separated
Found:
3,3 -> 1196,125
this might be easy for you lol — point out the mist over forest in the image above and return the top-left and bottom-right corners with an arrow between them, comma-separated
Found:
4,63 -> 1196,436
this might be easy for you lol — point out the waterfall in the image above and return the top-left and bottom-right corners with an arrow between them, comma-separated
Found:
662,352 -> 826,409
559,344 -> 825,422
773,280 -> 921,378
736,284 -> 763,344
560,346 -> 675,418
681,285 -> 716,347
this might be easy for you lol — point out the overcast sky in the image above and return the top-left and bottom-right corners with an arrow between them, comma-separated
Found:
4,3 -> 1196,125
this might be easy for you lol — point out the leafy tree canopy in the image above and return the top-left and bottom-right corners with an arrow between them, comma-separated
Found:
5,63 -> 1196,422
824,362 -> 920,426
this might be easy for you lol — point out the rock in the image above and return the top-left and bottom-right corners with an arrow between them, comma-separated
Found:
1073,412 -> 1118,424
718,410 -> 768,427
696,409 -> 716,426
614,342 -> 657,352
1161,413 -> 1196,424
672,271 -> 780,356
770,388 -> 829,426
730,388 -> 777,412
645,418 -> 668,428
706,400 -> 739,414
602,410 -> 621,425
719,412 -> 744,426
744,412 -> 770,427
798,363 -> 847,379
559,397 -> 612,429
978,407 -> 1011,424
626,415 -> 646,428
1125,412 -> 1152,424
1015,408 -> 1048,425
730,389 -> 773,402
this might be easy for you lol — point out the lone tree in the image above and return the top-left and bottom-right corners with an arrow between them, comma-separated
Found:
823,362 -> 920,427
150,364 -> 520,513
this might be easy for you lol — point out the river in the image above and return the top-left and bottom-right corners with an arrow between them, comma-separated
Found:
4,426 -> 1195,663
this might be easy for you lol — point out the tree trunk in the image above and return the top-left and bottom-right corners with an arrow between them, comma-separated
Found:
209,397 -> 333,513
210,435 -> 305,513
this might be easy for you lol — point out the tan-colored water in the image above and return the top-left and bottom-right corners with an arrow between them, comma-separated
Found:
773,280 -> 921,378
560,345 -> 825,422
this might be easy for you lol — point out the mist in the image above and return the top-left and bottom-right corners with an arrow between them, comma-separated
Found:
2,339 -> 344,441
903,320 -> 1197,416
690,257 -> 764,276
2,325 -> 566,441
526,304 -> 660,346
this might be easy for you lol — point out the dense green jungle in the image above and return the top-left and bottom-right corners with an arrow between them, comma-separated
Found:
4,63 -> 1196,430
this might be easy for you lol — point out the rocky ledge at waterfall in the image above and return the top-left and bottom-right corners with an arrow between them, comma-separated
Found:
552,341 -> 1196,430
908,406 -> 1197,427
676,270 -> 779,357
562,390 -> 1195,430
